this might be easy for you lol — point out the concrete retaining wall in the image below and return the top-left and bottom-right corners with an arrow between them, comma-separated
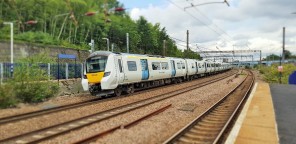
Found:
0,41 -> 90,62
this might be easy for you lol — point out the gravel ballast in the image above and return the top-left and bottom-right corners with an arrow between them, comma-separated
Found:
0,70 -> 240,142
41,71 -> 244,143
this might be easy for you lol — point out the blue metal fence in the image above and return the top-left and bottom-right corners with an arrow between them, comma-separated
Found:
0,63 -> 82,83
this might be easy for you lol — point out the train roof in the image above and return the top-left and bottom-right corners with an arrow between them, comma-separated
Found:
88,51 -> 113,58
89,51 -> 223,63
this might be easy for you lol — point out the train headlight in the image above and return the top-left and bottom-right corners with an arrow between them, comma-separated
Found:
103,72 -> 111,77
83,75 -> 87,79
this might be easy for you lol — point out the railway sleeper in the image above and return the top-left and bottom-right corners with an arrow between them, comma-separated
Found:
195,123 -> 224,130
186,129 -> 218,137
198,123 -> 224,129
210,111 -> 232,115
182,133 -> 216,141
201,117 -> 227,122
206,115 -> 229,120
178,137 -> 205,144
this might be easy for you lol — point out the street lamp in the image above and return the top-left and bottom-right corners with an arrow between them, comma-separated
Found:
102,38 -> 109,51
3,22 -> 13,76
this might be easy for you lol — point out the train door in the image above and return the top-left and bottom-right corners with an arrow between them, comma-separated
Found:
204,62 -> 207,73
195,62 -> 198,74
116,57 -> 124,83
170,60 -> 176,77
140,59 -> 149,80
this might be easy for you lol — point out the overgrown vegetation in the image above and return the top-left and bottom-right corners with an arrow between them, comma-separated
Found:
258,63 -> 296,84
0,0 -> 200,59
263,50 -> 296,61
0,53 -> 60,108
0,84 -> 17,108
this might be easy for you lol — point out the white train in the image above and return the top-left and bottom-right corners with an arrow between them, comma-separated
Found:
81,51 -> 232,96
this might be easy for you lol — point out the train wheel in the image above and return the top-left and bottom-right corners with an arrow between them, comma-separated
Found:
127,85 -> 135,94
114,87 -> 122,97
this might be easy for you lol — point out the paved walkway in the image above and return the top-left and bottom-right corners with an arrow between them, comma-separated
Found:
270,84 -> 296,144
226,82 -> 279,144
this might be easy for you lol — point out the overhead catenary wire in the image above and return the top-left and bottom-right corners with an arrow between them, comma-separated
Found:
190,6 -> 233,42
167,0 -> 234,44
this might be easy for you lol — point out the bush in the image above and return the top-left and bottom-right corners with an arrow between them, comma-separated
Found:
11,61 -> 60,103
0,84 -> 18,108
258,63 -> 296,84
15,31 -> 59,45
15,82 -> 59,103
0,53 -> 60,108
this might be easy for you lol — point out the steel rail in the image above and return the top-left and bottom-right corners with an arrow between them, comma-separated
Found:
213,70 -> 254,143
0,70 -> 234,125
164,70 -> 254,144
72,104 -> 172,144
0,70 -> 237,143
0,98 -> 101,125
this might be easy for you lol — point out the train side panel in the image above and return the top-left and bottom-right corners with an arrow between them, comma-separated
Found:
121,55 -> 142,84
186,59 -> 197,76
148,58 -> 171,81
101,54 -> 119,90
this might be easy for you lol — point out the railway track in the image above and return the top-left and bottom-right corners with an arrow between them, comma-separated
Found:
0,70 -> 238,144
164,70 -> 254,144
0,70 -> 235,125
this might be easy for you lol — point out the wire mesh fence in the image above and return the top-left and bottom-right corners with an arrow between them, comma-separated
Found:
0,63 -> 83,84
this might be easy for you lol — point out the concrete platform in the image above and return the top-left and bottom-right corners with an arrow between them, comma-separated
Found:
270,84 -> 296,144
226,82 -> 279,144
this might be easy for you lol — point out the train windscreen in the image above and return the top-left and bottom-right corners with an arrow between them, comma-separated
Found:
86,56 -> 108,73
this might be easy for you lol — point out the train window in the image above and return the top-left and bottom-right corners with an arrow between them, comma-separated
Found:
161,62 -> 169,70
152,62 -> 161,70
192,63 -> 195,69
182,63 -> 185,69
177,62 -> 181,69
86,56 -> 108,73
127,61 -> 137,71
198,63 -> 201,68
118,59 -> 123,73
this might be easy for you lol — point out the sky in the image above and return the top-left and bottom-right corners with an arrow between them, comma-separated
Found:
118,0 -> 296,61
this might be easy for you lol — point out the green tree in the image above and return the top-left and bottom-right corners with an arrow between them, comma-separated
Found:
265,54 -> 281,61
0,0 -> 194,60
284,50 -> 292,59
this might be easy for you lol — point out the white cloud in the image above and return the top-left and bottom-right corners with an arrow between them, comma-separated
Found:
127,0 -> 296,61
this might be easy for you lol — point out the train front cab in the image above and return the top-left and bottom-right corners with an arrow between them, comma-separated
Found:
82,52 -> 122,96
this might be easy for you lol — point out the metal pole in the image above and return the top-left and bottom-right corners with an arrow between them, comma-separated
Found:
279,54 -> 282,84
102,38 -> 109,51
111,43 -> 114,52
81,63 -> 83,78
163,40 -> 166,56
107,39 -> 109,51
259,50 -> 262,65
252,55 -> 254,68
48,63 -> 50,80
0,63 -> 3,85
186,30 -> 189,58
91,39 -> 94,52
4,22 -> 13,76
66,63 -> 68,80
282,27 -> 285,63
126,33 -> 129,53
75,59 -> 77,78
